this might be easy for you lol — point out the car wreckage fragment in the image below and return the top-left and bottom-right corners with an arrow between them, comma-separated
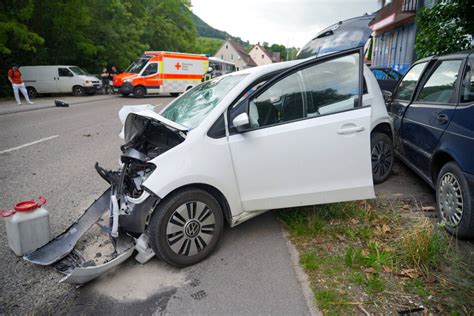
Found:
23,105 -> 183,284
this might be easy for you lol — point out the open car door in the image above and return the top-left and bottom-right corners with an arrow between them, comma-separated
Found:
227,48 -> 374,212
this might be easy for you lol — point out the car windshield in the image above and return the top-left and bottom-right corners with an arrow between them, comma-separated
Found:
126,58 -> 150,74
69,66 -> 88,76
161,74 -> 247,129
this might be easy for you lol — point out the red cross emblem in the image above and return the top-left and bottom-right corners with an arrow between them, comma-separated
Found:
175,62 -> 181,70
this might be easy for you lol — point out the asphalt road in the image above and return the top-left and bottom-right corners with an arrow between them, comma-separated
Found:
0,96 -> 314,315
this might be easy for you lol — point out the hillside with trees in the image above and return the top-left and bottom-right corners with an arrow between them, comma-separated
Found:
0,0 -> 297,96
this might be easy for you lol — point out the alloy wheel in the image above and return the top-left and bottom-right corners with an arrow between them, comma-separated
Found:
371,139 -> 392,179
438,172 -> 464,227
166,201 -> 215,256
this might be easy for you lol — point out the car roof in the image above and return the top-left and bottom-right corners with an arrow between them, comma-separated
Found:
415,50 -> 473,64
231,59 -> 304,77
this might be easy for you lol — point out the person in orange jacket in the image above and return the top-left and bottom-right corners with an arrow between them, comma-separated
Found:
8,64 -> 33,105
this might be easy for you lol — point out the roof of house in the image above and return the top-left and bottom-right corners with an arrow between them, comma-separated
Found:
228,40 -> 257,67
253,44 -> 273,60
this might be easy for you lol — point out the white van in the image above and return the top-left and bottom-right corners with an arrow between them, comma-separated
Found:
20,66 -> 102,97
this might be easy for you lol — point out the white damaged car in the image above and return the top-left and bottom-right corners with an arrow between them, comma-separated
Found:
25,46 -> 394,283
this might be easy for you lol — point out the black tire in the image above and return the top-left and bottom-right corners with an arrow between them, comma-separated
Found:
170,92 -> 180,97
148,188 -> 224,267
133,86 -> 146,98
436,162 -> 473,239
121,93 -> 130,97
72,86 -> 85,96
26,87 -> 38,99
371,132 -> 394,184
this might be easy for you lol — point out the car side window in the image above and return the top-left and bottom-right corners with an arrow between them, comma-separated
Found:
461,59 -> 474,103
415,59 -> 462,104
248,72 -> 305,128
301,53 -> 360,117
58,68 -> 73,77
248,52 -> 360,128
143,63 -> 157,76
394,62 -> 427,101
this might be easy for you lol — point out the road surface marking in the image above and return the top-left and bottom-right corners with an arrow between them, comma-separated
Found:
0,135 -> 59,155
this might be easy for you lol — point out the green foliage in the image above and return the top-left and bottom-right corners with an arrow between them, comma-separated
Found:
0,0 -> 197,96
193,37 -> 223,56
345,243 -> 393,271
300,251 -> 320,271
0,0 -> 300,96
398,218 -> 446,273
415,0 -> 474,58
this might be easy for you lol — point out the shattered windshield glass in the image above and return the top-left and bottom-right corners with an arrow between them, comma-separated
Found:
161,74 -> 247,129
126,58 -> 150,74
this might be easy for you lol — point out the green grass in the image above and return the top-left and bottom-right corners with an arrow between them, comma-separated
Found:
398,218 -> 447,273
277,202 -> 368,237
344,243 -> 393,271
404,278 -> 430,298
366,275 -> 385,293
300,251 -> 320,271
282,201 -> 471,314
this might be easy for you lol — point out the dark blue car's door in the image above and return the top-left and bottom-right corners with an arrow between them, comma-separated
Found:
399,57 -> 465,179
389,62 -> 429,156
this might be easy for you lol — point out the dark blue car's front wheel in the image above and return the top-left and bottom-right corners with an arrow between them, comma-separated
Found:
436,162 -> 473,239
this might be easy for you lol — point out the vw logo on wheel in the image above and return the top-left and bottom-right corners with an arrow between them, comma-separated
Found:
184,220 -> 201,238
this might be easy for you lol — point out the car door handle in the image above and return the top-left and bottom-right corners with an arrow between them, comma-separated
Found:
437,114 -> 449,125
337,126 -> 365,135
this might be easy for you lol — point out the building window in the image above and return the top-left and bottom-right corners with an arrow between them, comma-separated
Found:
261,54 -> 264,59
221,55 -> 223,60
231,54 -> 233,60
226,45 -> 228,49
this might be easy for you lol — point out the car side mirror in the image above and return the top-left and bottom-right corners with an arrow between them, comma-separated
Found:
232,112 -> 250,132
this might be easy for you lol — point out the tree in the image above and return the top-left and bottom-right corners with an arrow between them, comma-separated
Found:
193,37 -> 223,56
415,0 -> 474,58
0,0 -> 44,94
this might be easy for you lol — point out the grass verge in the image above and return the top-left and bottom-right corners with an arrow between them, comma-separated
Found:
278,201 -> 474,315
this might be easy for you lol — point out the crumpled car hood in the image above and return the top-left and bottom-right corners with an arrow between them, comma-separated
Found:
122,107 -> 188,143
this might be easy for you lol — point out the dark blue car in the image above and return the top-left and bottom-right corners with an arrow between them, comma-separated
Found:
388,50 -> 474,238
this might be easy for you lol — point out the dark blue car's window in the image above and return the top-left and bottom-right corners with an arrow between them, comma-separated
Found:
416,60 -> 462,104
395,62 -> 427,101
461,59 -> 474,103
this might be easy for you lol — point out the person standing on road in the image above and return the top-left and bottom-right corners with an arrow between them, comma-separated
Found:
8,64 -> 33,105
100,68 -> 110,94
109,66 -> 117,94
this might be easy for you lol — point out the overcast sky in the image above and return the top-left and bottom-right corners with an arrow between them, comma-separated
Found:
191,0 -> 381,48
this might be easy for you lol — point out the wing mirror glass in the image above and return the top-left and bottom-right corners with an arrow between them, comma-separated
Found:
232,112 -> 250,132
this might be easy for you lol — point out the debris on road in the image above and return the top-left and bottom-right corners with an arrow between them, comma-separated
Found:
54,100 -> 69,107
